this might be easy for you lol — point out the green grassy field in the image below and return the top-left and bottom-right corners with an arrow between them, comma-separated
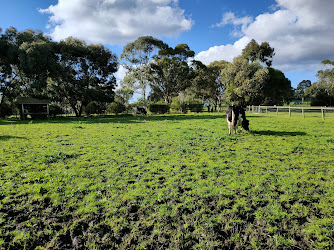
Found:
1,112 -> 334,249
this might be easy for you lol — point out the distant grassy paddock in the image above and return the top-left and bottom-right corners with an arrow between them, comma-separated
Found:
0,113 -> 333,249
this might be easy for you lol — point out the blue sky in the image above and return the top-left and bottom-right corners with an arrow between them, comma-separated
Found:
2,0 -> 334,89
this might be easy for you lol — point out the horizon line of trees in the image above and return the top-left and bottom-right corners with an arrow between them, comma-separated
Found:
1,27 -> 333,118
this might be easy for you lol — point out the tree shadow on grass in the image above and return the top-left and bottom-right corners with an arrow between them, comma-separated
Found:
0,114 -> 225,125
0,135 -> 27,141
251,130 -> 307,136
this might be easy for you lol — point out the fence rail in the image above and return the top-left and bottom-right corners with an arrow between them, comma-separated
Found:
248,105 -> 334,120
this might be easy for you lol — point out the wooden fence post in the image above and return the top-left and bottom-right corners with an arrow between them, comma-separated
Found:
289,107 -> 291,117
302,108 -> 305,118
276,107 -> 278,116
322,108 -> 325,120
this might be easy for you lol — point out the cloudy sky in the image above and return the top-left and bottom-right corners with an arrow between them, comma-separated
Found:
2,0 -> 334,88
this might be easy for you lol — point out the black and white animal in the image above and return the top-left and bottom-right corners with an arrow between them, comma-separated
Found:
132,107 -> 147,116
226,105 -> 249,134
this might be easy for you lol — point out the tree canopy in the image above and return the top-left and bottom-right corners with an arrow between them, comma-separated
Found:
48,37 -> 118,117
305,60 -> 334,106
296,80 -> 311,102
0,28 -> 118,117
120,36 -> 167,101
148,44 -> 195,103
221,56 -> 269,106
242,39 -> 275,67
2,27 -> 318,118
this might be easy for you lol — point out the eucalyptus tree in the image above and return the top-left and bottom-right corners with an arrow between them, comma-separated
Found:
149,44 -> 195,103
120,36 -> 167,101
258,68 -> 293,105
207,60 -> 230,110
242,39 -> 275,67
18,37 -> 58,98
296,80 -> 312,102
0,28 -> 17,117
0,28 -> 56,116
48,37 -> 118,116
221,56 -> 269,106
305,60 -> 334,106
190,60 -> 229,111
116,81 -> 134,106
316,59 -> 334,98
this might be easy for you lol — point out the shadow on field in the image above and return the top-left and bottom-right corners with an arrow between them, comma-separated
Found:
0,135 -> 27,141
0,114 -> 224,125
251,130 -> 307,136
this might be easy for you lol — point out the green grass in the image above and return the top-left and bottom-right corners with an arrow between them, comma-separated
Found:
1,112 -> 334,249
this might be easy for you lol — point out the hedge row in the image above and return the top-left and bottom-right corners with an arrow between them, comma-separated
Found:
149,104 -> 170,114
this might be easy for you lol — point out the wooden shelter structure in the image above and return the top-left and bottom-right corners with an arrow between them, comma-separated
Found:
17,97 -> 51,119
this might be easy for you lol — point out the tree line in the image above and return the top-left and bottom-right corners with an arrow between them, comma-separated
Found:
0,27 -> 117,117
296,60 -> 334,106
1,27 -> 332,118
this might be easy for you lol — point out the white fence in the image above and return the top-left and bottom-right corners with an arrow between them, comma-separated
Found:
248,105 -> 334,120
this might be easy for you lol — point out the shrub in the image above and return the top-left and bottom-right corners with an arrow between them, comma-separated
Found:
0,101 -> 15,118
171,97 -> 187,113
149,103 -> 170,114
49,103 -> 64,117
109,101 -> 125,115
133,98 -> 148,108
188,103 -> 203,113
310,98 -> 332,106
84,101 -> 106,116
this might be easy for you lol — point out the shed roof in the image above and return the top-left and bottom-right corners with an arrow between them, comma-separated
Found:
17,97 -> 51,104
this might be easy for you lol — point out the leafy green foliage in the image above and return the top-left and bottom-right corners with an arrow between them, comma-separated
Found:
296,80 -> 312,102
221,56 -> 269,105
0,112 -> 333,249
187,103 -> 203,113
148,103 -> 170,114
149,57 -> 193,103
48,103 -> 64,117
242,39 -> 275,67
48,37 -> 118,117
258,67 -> 294,105
170,97 -> 187,113
306,60 -> 334,106
120,36 -> 167,100
109,101 -> 125,115
84,101 -> 106,116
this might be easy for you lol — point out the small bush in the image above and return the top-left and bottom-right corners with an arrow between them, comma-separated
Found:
84,101 -> 106,116
310,98 -> 328,106
171,97 -> 187,113
109,102 -> 125,115
49,103 -> 64,117
188,103 -> 203,113
0,100 -> 16,118
149,103 -> 170,114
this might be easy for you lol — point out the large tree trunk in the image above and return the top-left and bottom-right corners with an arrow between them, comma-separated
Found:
0,91 -> 5,117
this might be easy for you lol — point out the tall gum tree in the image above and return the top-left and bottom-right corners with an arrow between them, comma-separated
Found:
221,56 -> 269,106
48,37 -> 118,117
120,36 -> 167,102
0,28 -> 57,116
305,59 -> 334,106
242,39 -> 275,67
190,60 -> 229,112
149,44 -> 195,104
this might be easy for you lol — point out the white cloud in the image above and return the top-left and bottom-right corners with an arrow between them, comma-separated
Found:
114,65 -> 128,81
213,12 -> 253,37
195,37 -> 251,65
39,0 -> 193,45
196,0 -> 334,73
